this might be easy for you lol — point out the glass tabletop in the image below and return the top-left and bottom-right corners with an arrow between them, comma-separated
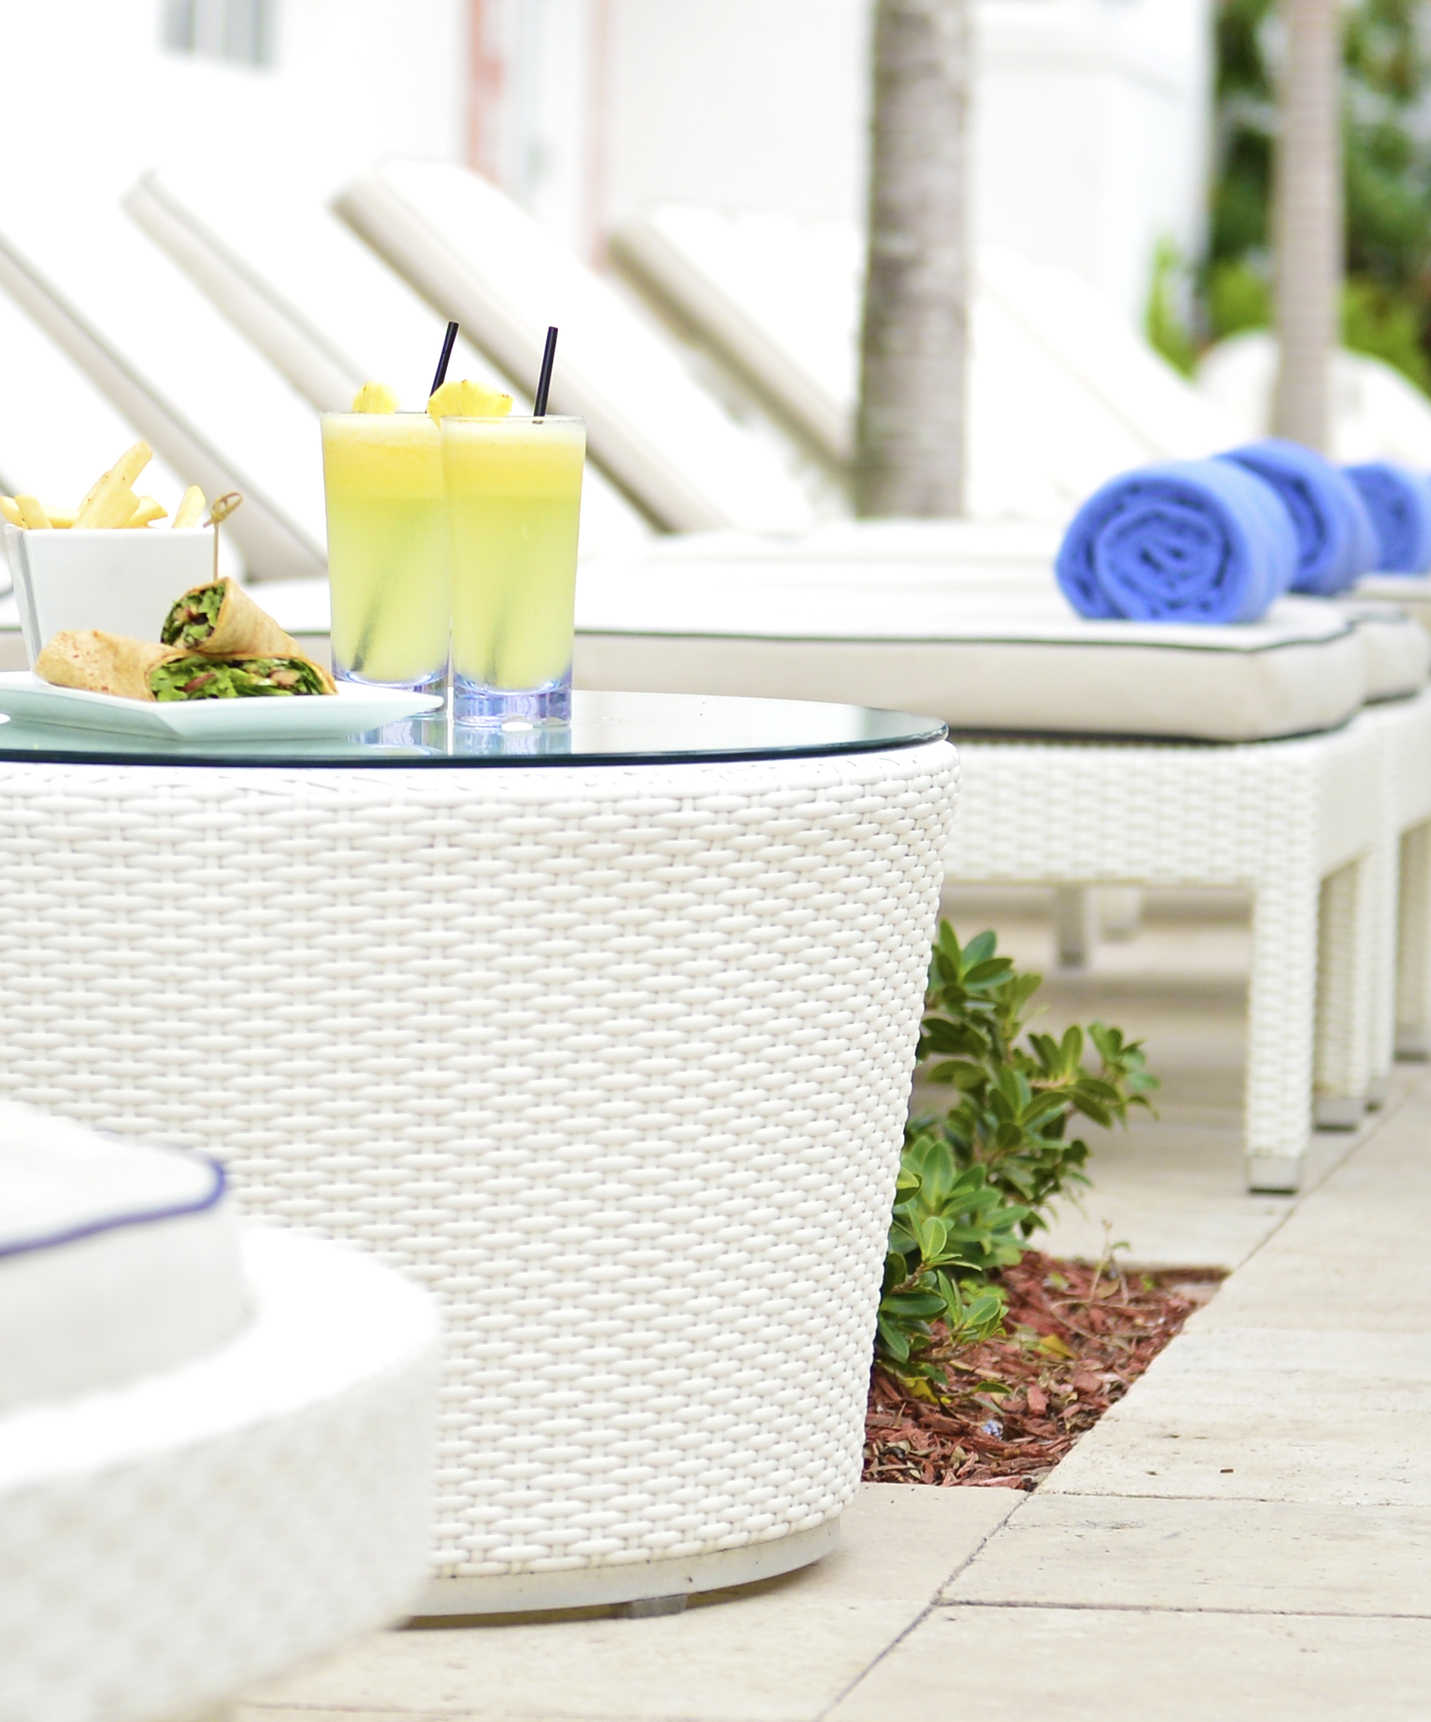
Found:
0,690 -> 946,768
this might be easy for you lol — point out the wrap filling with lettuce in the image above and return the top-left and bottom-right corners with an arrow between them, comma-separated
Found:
149,655 -> 332,700
162,583 -> 227,648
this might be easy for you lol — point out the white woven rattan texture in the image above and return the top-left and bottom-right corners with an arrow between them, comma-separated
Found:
0,742 -> 958,1580
947,719 -> 1382,1176
0,1231 -> 439,1722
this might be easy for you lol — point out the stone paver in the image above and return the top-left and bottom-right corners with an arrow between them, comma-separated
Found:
235,1486 -> 1017,1722
826,1607 -> 1431,1722
944,1493 -> 1431,1614
1040,1328 -> 1431,1503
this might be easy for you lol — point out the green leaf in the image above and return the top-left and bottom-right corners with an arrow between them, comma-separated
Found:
876,917 -> 1159,1379
964,957 -> 1015,985
916,1214 -> 950,1260
962,929 -> 998,967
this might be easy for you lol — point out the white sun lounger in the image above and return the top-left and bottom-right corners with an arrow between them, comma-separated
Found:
336,160 -> 823,536
0,183 -> 326,581
123,166 -> 654,563
574,544 -> 1431,1189
610,206 -> 1241,520
1199,330 -> 1431,467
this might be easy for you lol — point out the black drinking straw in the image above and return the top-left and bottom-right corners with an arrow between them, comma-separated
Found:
534,326 -> 558,418
430,320 -> 460,396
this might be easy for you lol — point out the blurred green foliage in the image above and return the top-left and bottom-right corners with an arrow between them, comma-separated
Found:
1173,0 -> 1431,390
1146,239 -> 1199,374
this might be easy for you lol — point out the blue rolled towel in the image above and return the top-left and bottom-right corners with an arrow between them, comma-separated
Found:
1055,458 -> 1297,624
1218,438 -> 1377,595
1343,462 -> 1431,572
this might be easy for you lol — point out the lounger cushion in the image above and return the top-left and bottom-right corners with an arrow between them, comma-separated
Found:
1335,598 -> 1431,700
1357,573 -> 1431,641
575,548 -> 1378,740
115,545 -> 1411,742
0,1102 -> 246,1411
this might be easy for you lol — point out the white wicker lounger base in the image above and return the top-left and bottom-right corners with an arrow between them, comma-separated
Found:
0,744 -> 959,1599
0,1229 -> 439,1722
947,711 -> 1400,1193
417,1515 -> 841,1616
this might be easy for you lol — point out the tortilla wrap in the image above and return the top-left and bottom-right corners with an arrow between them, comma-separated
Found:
165,578 -> 294,656
162,579 -> 336,692
35,630 -> 186,701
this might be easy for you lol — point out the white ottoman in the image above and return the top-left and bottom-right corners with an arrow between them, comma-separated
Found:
0,1105 -> 440,1722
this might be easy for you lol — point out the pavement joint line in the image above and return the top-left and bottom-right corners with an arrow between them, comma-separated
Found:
1043,1486 -> 1428,1504
937,1599 -> 1431,1620
812,1491 -> 1035,1720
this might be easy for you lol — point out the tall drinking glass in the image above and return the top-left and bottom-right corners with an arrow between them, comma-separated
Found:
321,412 -> 448,692
440,415 -> 585,725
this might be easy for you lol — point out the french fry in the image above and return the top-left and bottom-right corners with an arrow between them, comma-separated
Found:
74,441 -> 153,528
48,509 -> 74,529
14,495 -> 53,529
171,485 -> 206,529
0,497 -> 21,527
125,496 -> 168,528
75,442 -> 151,522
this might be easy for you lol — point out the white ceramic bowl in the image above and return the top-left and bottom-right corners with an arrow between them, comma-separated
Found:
4,523 -> 214,665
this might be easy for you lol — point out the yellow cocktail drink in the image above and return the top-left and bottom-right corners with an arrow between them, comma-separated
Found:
440,415 -> 585,724
321,412 -> 448,689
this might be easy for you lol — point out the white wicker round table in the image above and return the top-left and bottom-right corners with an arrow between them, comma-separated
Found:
0,691 -> 958,1613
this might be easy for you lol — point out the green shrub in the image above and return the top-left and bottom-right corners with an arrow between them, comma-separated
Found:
1207,258 -> 1272,341
1342,277 -> 1431,389
1202,0 -> 1431,392
875,922 -> 1158,1387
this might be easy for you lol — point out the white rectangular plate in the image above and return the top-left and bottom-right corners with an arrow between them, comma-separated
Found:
0,673 -> 442,740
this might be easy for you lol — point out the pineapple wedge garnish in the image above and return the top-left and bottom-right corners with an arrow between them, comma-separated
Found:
352,381 -> 399,413
428,379 -> 513,420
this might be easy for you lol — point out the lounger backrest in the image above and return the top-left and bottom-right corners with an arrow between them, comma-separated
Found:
0,190 -> 326,580
611,206 -> 1240,518
611,206 -> 860,466
122,169 -> 654,562
337,160 -> 821,536
1199,330 -> 1431,465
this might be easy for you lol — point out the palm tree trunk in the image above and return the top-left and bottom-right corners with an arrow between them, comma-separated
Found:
1271,0 -> 1342,451
855,0 -> 971,517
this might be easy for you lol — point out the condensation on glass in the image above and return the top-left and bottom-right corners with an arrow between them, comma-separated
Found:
162,0 -> 274,68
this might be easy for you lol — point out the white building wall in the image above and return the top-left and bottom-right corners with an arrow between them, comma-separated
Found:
0,0 -> 466,204
601,0 -> 874,232
592,0 -> 1211,325
977,0 -> 1212,322
0,0 -> 1209,326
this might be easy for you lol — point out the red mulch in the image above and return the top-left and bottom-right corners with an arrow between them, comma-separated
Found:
864,1251 -> 1224,1490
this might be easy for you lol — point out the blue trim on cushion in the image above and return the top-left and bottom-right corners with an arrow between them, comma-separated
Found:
0,1152 -> 226,1262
